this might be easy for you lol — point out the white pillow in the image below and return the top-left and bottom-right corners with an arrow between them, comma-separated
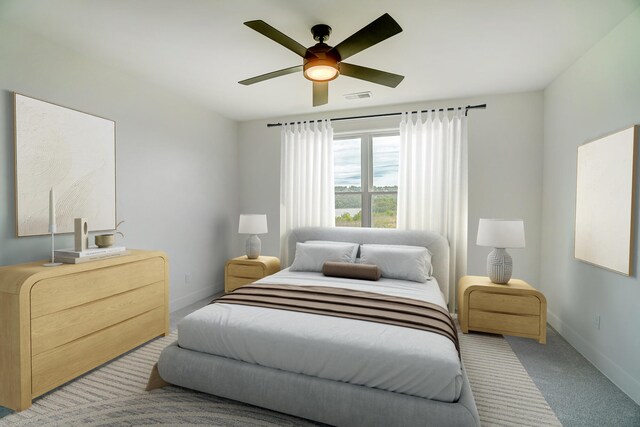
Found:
360,244 -> 432,283
305,240 -> 360,259
290,242 -> 358,272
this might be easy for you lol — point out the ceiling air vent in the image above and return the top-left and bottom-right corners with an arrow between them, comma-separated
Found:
344,91 -> 372,100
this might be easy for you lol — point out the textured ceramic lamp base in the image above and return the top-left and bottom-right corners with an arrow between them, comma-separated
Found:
487,248 -> 512,284
246,234 -> 261,259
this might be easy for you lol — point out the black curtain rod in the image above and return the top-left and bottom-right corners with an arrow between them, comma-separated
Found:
266,103 -> 487,128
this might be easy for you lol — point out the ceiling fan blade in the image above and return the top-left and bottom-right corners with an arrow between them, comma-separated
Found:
329,13 -> 402,61
339,63 -> 404,88
239,65 -> 303,85
244,20 -> 308,57
313,82 -> 328,106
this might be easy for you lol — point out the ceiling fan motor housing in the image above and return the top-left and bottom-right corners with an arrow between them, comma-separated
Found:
303,43 -> 341,81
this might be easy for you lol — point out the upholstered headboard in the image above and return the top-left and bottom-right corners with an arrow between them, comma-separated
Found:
287,227 -> 450,303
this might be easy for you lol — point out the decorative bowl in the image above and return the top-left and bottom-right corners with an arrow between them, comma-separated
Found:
95,234 -> 115,248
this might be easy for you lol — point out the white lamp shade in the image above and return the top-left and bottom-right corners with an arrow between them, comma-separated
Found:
238,214 -> 268,234
477,219 -> 525,248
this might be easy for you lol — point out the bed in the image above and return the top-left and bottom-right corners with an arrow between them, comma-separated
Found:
153,227 -> 480,426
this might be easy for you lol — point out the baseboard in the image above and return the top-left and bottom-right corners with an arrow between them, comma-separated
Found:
170,284 -> 221,313
547,310 -> 640,405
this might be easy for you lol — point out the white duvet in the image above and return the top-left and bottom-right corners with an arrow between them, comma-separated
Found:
178,269 -> 462,402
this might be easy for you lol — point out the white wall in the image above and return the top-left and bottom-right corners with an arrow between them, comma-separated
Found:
0,24 -> 239,311
541,8 -> 640,404
237,92 -> 544,298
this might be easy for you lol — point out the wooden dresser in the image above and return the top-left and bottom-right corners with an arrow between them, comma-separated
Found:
224,256 -> 280,293
0,250 -> 169,411
458,275 -> 547,344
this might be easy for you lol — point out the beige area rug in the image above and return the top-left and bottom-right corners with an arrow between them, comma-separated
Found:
459,331 -> 561,426
1,330 -> 561,426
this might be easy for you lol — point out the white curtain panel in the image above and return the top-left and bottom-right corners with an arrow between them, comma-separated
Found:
280,120 -> 336,265
397,110 -> 468,312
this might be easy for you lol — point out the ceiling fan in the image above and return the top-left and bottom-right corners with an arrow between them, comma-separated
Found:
239,13 -> 404,107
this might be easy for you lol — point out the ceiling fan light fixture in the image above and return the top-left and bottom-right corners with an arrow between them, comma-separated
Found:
303,58 -> 339,82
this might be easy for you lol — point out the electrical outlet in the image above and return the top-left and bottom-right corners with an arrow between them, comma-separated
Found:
185,273 -> 191,284
594,314 -> 600,330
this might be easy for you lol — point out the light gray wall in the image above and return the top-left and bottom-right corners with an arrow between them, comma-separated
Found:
0,24 -> 239,311
237,92 -> 544,291
541,8 -> 640,404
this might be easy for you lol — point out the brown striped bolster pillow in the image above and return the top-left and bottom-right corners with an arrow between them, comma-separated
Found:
322,261 -> 381,281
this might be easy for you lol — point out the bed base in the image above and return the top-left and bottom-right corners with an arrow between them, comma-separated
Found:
155,342 -> 480,427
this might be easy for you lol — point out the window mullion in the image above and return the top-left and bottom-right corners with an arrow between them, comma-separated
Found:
361,135 -> 372,228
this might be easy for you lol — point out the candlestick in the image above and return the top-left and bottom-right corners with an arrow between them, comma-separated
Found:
43,232 -> 63,267
44,188 -> 62,267
48,187 -> 56,233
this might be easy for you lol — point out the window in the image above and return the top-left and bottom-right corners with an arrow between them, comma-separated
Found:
334,132 -> 399,228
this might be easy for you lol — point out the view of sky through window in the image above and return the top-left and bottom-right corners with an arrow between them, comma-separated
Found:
372,135 -> 399,189
333,138 -> 361,190
334,136 -> 399,189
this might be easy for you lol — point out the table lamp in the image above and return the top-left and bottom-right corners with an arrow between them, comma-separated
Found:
476,218 -> 525,284
239,214 -> 268,259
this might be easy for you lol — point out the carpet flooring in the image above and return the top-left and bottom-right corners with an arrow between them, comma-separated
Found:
0,329 -> 559,426
506,326 -> 640,427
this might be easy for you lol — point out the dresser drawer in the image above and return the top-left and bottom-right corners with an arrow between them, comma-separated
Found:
469,291 -> 540,316
31,282 -> 165,356
469,309 -> 540,336
227,263 -> 265,279
226,276 -> 257,292
31,258 -> 165,318
31,306 -> 165,398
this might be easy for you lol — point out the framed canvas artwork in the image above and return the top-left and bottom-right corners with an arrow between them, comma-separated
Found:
574,125 -> 638,275
14,93 -> 116,236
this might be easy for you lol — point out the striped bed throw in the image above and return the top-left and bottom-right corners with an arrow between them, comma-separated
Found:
213,283 -> 459,356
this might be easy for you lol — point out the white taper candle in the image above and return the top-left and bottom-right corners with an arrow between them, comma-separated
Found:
48,187 -> 57,233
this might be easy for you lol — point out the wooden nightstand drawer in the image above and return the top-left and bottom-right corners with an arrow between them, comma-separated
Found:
469,291 -> 540,316
469,309 -> 540,336
228,263 -> 265,279
226,276 -> 257,292
225,256 -> 281,293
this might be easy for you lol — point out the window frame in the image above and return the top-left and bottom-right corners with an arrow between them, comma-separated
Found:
334,130 -> 399,228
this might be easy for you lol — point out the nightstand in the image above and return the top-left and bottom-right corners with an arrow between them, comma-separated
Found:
458,275 -> 547,344
225,256 -> 280,293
